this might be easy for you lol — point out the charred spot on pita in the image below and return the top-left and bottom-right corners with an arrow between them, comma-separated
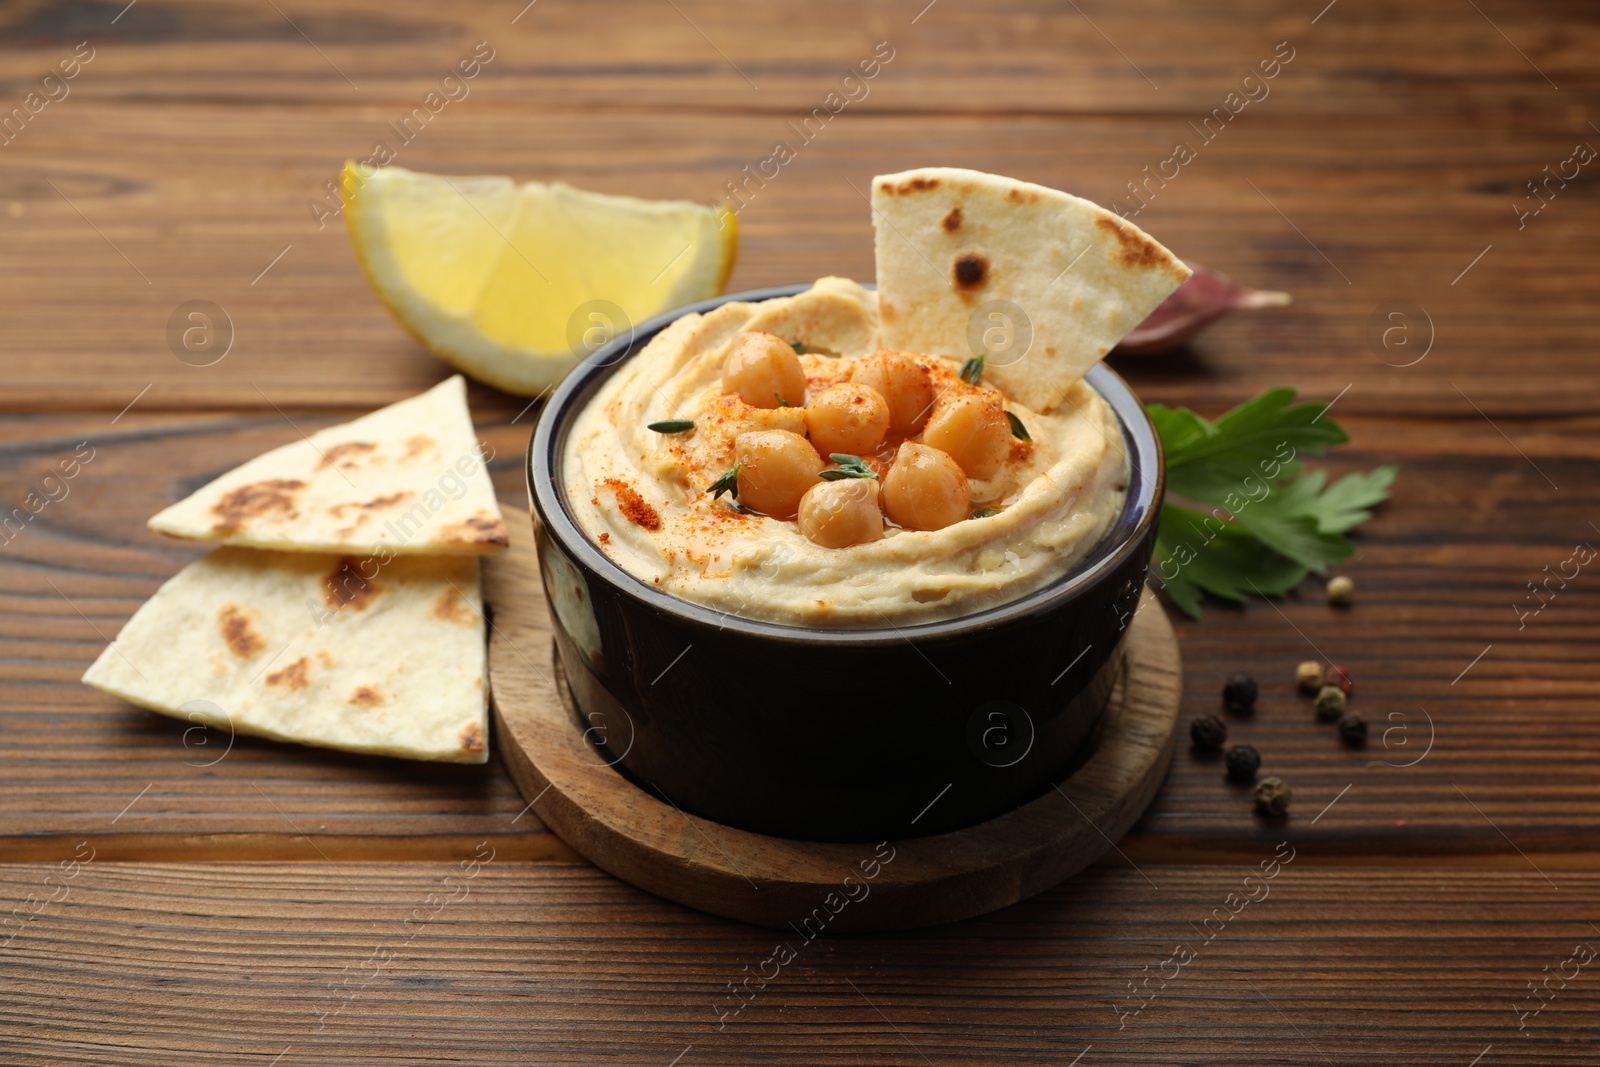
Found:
317,442 -> 377,469
322,558 -> 382,611
953,252 -> 989,290
209,479 -> 304,533
218,604 -> 266,658
1094,215 -> 1177,272
941,206 -> 963,233
265,656 -> 310,690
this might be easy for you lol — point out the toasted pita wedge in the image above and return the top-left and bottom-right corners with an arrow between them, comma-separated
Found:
148,376 -> 507,555
82,547 -> 489,763
871,167 -> 1190,412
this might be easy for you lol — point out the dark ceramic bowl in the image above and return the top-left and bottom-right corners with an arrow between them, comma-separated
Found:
527,284 -> 1163,842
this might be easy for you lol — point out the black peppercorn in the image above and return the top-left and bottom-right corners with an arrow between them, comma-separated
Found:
1225,744 -> 1260,783
1254,776 -> 1292,817
1338,713 -> 1368,746
1190,714 -> 1228,751
1222,672 -> 1258,715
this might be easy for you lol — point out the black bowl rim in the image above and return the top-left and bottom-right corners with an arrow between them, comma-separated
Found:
527,283 -> 1164,645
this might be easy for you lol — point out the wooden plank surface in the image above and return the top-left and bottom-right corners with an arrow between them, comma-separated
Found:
2,0 -> 1598,1057
3,408 -> 1594,860
1,105 -> 1594,414
3,862 -> 1597,1064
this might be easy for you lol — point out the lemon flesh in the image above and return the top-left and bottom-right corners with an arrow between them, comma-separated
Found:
342,163 -> 737,396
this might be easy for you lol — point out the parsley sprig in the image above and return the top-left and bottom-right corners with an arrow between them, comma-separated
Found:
1147,387 -> 1396,619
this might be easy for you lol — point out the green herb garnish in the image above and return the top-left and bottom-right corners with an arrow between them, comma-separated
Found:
971,507 -> 1001,519
960,354 -> 985,385
1005,410 -> 1030,442
647,419 -> 694,434
790,340 -> 807,354
1147,387 -> 1397,619
708,465 -> 740,500
774,393 -> 791,408
818,453 -> 877,481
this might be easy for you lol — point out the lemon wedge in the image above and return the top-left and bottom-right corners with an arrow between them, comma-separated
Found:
342,163 -> 737,395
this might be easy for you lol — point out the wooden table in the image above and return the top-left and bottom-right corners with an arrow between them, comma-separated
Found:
3,1 -> 1597,1061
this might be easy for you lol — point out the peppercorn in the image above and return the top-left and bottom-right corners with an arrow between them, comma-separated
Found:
1222,672 -> 1258,715
1295,660 -> 1323,693
1314,685 -> 1347,721
1338,712 -> 1368,746
1190,714 -> 1228,751
1326,575 -> 1354,605
1225,744 -> 1260,783
1254,776 -> 1292,817
1324,665 -> 1354,695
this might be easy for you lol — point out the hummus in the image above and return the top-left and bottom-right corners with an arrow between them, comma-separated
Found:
561,278 -> 1129,626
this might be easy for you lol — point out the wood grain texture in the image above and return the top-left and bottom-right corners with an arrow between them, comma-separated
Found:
0,0 -> 1592,116
484,536 -> 1180,930
0,105 -> 1592,415
2,862 -> 1597,1064
3,410 -> 1595,860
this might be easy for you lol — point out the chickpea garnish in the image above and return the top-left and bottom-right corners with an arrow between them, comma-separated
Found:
882,441 -> 969,531
798,478 -> 884,548
722,331 -> 807,409
921,392 -> 1012,480
733,429 -> 824,519
806,382 -> 890,457
850,350 -> 935,437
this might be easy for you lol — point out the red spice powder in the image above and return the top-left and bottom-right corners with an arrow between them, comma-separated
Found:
602,478 -> 661,530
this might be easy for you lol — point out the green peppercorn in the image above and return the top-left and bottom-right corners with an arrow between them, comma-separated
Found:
1254,776 -> 1292,817
1225,744 -> 1260,783
1190,714 -> 1228,752
1222,672 -> 1258,715
1314,685 -> 1347,721
1338,713 -> 1368,746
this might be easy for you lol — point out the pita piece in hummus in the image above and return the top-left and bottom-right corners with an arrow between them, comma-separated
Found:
81,547 -> 489,763
148,375 -> 507,555
871,167 -> 1190,412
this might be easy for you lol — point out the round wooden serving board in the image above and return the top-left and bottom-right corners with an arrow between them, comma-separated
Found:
485,536 -> 1182,932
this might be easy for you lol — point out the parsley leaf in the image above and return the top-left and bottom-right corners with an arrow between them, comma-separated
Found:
1148,388 -> 1395,619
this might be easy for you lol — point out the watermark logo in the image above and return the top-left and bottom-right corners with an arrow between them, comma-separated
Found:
167,300 -> 234,367
178,698 -> 235,768
966,299 -> 1033,368
966,699 -> 1035,768
1365,300 -> 1432,368
569,299 -> 634,367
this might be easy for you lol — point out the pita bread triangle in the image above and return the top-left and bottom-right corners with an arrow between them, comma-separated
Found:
871,167 -> 1190,412
81,547 -> 490,763
148,375 -> 508,555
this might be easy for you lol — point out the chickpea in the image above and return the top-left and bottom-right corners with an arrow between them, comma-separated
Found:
882,442 -> 969,531
921,393 -> 1011,479
851,350 -> 935,437
798,478 -> 884,549
805,382 -> 890,457
734,430 -> 824,519
722,332 -> 807,409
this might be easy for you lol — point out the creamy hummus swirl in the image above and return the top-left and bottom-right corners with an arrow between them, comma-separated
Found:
562,278 -> 1129,626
